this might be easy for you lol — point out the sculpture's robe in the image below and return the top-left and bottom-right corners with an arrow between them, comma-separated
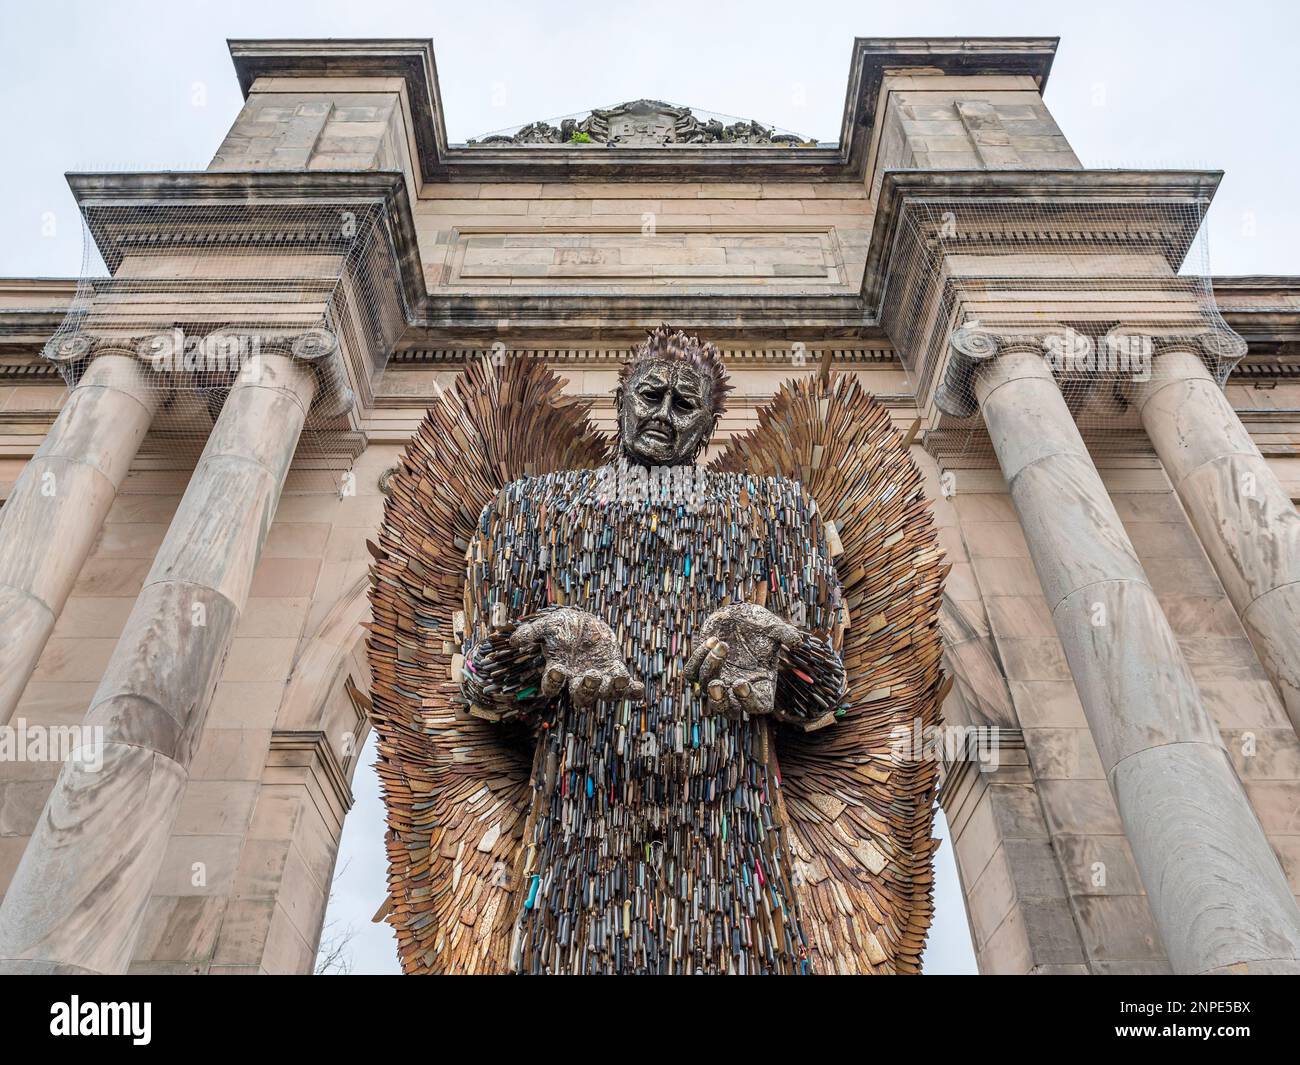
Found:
462,461 -> 843,974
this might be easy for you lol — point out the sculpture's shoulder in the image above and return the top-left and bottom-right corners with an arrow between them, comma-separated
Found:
724,470 -> 823,520
478,467 -> 605,527
754,470 -> 809,499
502,467 -> 603,498
735,471 -> 836,566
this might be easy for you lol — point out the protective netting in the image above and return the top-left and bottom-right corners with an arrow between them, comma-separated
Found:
878,196 -> 1241,462
42,198 -> 408,493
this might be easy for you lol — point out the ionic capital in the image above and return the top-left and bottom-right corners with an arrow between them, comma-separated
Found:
1108,324 -> 1245,367
50,325 -> 354,418
42,334 -> 171,394
937,324 -> 1062,417
1105,325 -> 1249,406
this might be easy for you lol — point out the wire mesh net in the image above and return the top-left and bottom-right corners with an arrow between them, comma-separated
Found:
42,197 -> 407,493
878,194 -> 1241,462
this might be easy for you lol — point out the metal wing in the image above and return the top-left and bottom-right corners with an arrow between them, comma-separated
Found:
366,356 -> 609,974
711,373 -> 947,974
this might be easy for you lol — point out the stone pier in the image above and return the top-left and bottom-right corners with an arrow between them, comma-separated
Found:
0,351 -> 320,974
964,331 -> 1300,975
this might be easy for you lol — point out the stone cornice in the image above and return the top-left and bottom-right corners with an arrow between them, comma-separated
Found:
1208,276 -> 1300,348
862,167 -> 1224,314
59,170 -> 872,337
227,36 -> 1058,185
65,170 -> 425,314
407,292 -> 872,337
863,168 -> 1227,412
387,344 -> 899,365
0,362 -> 61,380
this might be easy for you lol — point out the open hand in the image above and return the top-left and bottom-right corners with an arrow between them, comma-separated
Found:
685,602 -> 800,717
510,608 -> 644,709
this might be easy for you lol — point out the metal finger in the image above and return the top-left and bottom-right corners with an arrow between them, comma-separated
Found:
774,621 -> 802,648
579,671 -> 602,695
696,640 -> 729,684
540,665 -> 568,698
732,678 -> 758,715
684,635 -> 718,681
510,619 -> 543,650
570,672 -> 599,708
706,679 -> 728,715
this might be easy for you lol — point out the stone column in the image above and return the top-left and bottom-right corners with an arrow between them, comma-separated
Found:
0,348 -> 323,975
957,328 -> 1300,975
1131,331 -> 1300,738
0,343 -> 160,723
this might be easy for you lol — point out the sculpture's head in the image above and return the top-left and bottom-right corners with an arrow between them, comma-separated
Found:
615,326 -> 731,466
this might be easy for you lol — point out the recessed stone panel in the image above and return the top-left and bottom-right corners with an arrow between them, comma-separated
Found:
440,227 -> 846,287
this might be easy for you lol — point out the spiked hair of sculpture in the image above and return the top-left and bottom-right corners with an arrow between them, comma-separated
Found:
616,325 -> 732,417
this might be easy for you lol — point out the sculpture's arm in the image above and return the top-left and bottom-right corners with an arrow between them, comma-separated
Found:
459,616 -> 549,723
460,490 -> 642,723
459,490 -> 543,721
774,621 -> 847,727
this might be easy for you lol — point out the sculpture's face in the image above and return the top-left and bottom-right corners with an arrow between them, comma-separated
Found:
618,360 -> 716,466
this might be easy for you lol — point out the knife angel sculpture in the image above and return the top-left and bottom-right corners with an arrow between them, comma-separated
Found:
366,328 -> 946,975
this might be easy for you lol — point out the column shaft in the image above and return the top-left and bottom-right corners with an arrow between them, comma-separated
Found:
1138,348 -> 1300,736
0,353 -> 317,975
0,354 -> 159,722
977,349 -> 1300,974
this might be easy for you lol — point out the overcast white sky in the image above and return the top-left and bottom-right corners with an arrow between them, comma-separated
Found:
4,0 -> 1294,975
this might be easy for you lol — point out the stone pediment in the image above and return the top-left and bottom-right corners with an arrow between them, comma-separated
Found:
468,99 -> 809,147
